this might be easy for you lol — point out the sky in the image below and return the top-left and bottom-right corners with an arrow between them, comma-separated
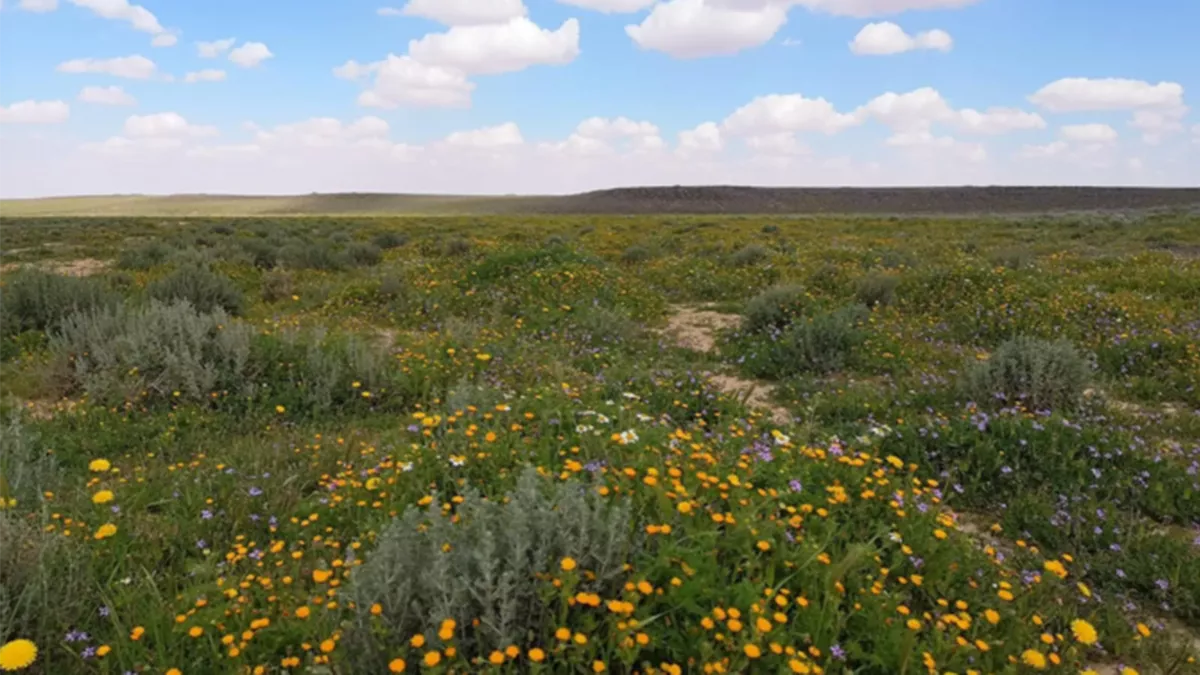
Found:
0,0 -> 1197,197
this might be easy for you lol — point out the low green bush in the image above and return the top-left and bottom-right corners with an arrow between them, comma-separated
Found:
963,335 -> 1090,410
147,264 -> 244,315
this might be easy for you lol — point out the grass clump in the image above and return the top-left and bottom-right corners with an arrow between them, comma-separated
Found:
964,335 -> 1090,410
147,263 -> 245,315
347,242 -> 383,267
347,468 -> 635,669
372,231 -> 408,250
621,245 -> 653,264
742,304 -> 869,378
743,284 -> 811,334
855,272 -> 899,308
728,243 -> 770,267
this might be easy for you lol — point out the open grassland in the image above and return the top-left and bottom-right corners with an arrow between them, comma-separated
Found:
1,212 -> 1199,674
3,186 -> 1199,217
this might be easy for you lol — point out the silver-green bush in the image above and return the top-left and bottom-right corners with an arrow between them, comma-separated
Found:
744,284 -> 810,334
964,336 -> 1090,410
346,468 -> 636,669
50,300 -> 253,403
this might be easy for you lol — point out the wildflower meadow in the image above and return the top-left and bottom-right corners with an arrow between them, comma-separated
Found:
1,212 -> 1198,674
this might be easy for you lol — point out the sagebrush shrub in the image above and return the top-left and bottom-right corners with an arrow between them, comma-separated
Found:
964,336 -> 1090,410
621,245 -> 653,263
856,272 -> 899,308
372,231 -> 408,250
0,269 -> 116,335
988,247 -> 1035,270
744,284 -> 811,334
346,468 -> 636,669
148,264 -> 245,315
347,242 -> 383,267
729,244 -> 769,267
50,300 -> 253,404
743,304 -> 869,378
444,238 -> 472,256
241,239 -> 281,269
117,242 -> 171,270
261,270 -> 294,304
281,243 -> 346,271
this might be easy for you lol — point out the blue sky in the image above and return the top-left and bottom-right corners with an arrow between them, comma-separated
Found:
0,0 -> 1196,196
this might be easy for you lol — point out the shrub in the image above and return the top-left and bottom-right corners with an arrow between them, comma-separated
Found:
963,336 -> 1090,410
241,239 -> 281,269
744,284 -> 811,334
346,468 -> 636,668
620,245 -> 653,264
743,304 -> 869,378
0,269 -> 116,335
444,238 -> 472,257
147,264 -> 244,315
261,270 -> 294,304
329,231 -> 352,245
50,301 -> 253,404
762,224 -> 780,233
808,262 -> 844,293
117,242 -> 171,270
346,242 -> 383,267
729,244 -> 769,267
377,274 -> 405,300
281,242 -> 346,271
856,272 -> 899,308
372,231 -> 408,250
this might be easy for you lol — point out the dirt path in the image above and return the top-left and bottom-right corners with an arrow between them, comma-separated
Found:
660,305 -> 792,426
0,258 -> 110,277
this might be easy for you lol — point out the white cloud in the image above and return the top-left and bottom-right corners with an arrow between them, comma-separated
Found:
556,0 -> 657,12
744,132 -> 807,156
78,85 -> 136,105
849,21 -> 951,55
408,17 -> 579,75
255,116 -> 392,149
625,0 -> 789,58
547,116 -> 665,155
885,129 -> 986,162
56,54 -> 157,79
1029,77 -> 1185,112
0,100 -> 69,124
67,0 -> 175,44
678,121 -> 723,152
791,0 -> 981,17
442,122 -> 524,149
17,0 -> 58,12
1019,141 -> 1068,159
353,54 -> 475,108
151,33 -> 177,47
123,112 -> 219,138
1129,108 -> 1187,144
197,38 -> 236,58
858,87 -> 1045,135
228,42 -> 274,68
722,94 -> 861,135
376,6 -> 403,15
538,133 -> 614,157
1060,123 -> 1118,144
184,69 -> 227,83
399,0 -> 527,25
575,116 -> 660,139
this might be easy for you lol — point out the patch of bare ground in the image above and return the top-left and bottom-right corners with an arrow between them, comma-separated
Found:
661,304 -> 792,426
0,258 -> 110,277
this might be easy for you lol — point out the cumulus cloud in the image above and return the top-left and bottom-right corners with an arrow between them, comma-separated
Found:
678,121 -> 724,153
556,0 -> 657,12
625,0 -> 789,58
56,54 -> 157,79
722,94 -> 861,135
849,21 -> 951,55
123,112 -> 219,138
151,32 -> 178,47
1060,123 -> 1118,144
407,17 -> 580,75
184,69 -> 227,83
442,122 -> 524,149
857,87 -> 1045,135
350,54 -> 475,108
254,116 -> 392,149
1028,77 -> 1185,112
197,38 -> 236,58
67,0 -> 176,45
18,0 -> 58,12
78,85 -> 136,105
791,0 -> 981,17
541,116 -> 665,155
398,0 -> 527,25
0,99 -> 69,124
228,42 -> 274,68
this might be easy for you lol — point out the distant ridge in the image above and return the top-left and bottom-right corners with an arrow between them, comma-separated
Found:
2,186 -> 1198,217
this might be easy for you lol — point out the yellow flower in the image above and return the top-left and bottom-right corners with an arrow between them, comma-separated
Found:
1021,650 -> 1047,670
1070,619 -> 1098,645
275,405 -> 286,414
744,644 -> 762,659
93,523 -> 118,540
1044,560 -> 1068,579
0,639 -> 38,671
188,626 -> 204,638
528,648 -> 545,662
592,660 -> 607,673
438,618 -> 456,641
410,634 -> 425,648
984,609 -> 1000,625
1119,668 -> 1140,675
488,651 -> 505,665
388,658 -> 406,673
88,459 -> 111,472
319,639 -> 335,653
1136,623 -> 1151,638
555,627 -> 571,641
365,477 -> 381,491
560,557 -> 577,572
423,651 -> 441,667
92,490 -> 115,505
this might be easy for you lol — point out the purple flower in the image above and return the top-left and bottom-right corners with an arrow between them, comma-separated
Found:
201,509 -> 213,520
248,486 -> 264,497
831,644 -> 846,660
789,479 -> 803,493
196,539 -> 208,549
1155,578 -> 1170,591
81,646 -> 96,659
98,606 -> 110,617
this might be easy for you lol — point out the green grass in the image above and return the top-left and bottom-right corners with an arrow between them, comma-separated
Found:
1,211 -> 1198,675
